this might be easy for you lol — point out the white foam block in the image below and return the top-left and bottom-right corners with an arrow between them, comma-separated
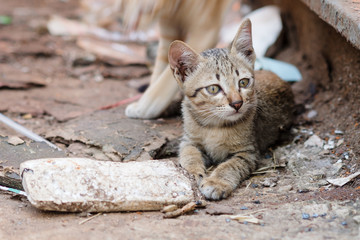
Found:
20,158 -> 194,212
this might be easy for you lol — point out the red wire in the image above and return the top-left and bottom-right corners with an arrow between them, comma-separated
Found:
98,94 -> 142,110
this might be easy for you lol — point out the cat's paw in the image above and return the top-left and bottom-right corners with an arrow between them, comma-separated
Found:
199,177 -> 233,200
125,102 -> 141,118
125,102 -> 156,119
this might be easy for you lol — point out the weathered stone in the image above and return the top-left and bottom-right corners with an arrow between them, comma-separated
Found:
301,0 -> 360,50
327,171 -> 360,187
20,158 -> 194,212
304,134 -> 324,148
7,136 -> 24,146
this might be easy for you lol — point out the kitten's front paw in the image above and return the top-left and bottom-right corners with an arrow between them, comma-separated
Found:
199,177 -> 233,200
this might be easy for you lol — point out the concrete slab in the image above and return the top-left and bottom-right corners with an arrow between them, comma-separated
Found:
21,158 -> 195,212
301,0 -> 360,49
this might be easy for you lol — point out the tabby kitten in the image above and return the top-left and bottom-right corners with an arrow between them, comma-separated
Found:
168,19 -> 294,200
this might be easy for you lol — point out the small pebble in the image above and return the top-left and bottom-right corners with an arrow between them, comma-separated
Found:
77,212 -> 91,217
336,139 -> 344,147
7,136 -> 25,146
305,227 -> 313,232
324,140 -> 335,150
306,110 -> 317,119
240,206 -> 248,210
253,200 -> 261,204
298,189 -> 310,193
334,130 -> 344,135
352,215 -> 360,224
243,221 -> 248,225
320,213 -> 327,217
225,218 -> 231,223
304,134 -> 323,148
312,213 -> 319,218
264,153 -> 272,159
341,221 -> 347,226
251,183 -> 259,188
302,213 -> 310,220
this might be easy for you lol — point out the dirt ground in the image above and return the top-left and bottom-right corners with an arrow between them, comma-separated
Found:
0,0 -> 359,239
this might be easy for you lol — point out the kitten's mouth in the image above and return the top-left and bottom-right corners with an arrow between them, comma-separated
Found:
226,110 -> 242,120
229,110 -> 241,116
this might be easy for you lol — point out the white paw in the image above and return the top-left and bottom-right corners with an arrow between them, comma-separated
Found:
125,102 -> 141,118
199,177 -> 233,200
125,101 -> 161,119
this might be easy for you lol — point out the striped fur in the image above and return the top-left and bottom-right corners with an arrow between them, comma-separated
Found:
169,19 -> 294,200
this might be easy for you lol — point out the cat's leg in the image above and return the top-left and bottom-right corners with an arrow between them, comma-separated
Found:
200,152 -> 258,200
179,141 -> 206,185
125,20 -> 181,119
126,21 -> 221,118
125,68 -> 179,118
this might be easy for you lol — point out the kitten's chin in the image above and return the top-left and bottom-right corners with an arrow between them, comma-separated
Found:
217,109 -> 253,127
224,111 -> 243,121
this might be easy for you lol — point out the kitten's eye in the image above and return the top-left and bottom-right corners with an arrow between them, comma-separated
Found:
205,85 -> 221,95
239,78 -> 249,88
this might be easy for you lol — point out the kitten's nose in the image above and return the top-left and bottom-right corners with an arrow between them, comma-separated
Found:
229,100 -> 243,111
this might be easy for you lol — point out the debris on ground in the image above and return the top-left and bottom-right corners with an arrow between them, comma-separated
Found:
229,214 -> 262,225
327,171 -> 360,187
6,136 -> 24,146
260,177 -> 279,187
161,204 -> 178,213
0,185 -> 27,196
205,203 -> 235,215
0,169 -> 23,191
148,137 -> 181,159
163,200 -> 206,219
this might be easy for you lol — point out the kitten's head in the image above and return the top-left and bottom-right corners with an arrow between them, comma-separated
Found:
169,19 -> 257,127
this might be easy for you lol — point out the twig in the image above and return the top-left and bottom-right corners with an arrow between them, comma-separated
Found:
252,164 -> 286,175
79,213 -> 102,225
163,201 -> 206,218
252,169 -> 278,175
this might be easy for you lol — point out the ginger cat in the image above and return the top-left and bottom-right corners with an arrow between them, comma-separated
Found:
125,0 -> 232,119
168,19 -> 294,200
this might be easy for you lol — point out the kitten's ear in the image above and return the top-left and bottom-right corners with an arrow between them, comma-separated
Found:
169,41 -> 200,87
230,18 -> 256,66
